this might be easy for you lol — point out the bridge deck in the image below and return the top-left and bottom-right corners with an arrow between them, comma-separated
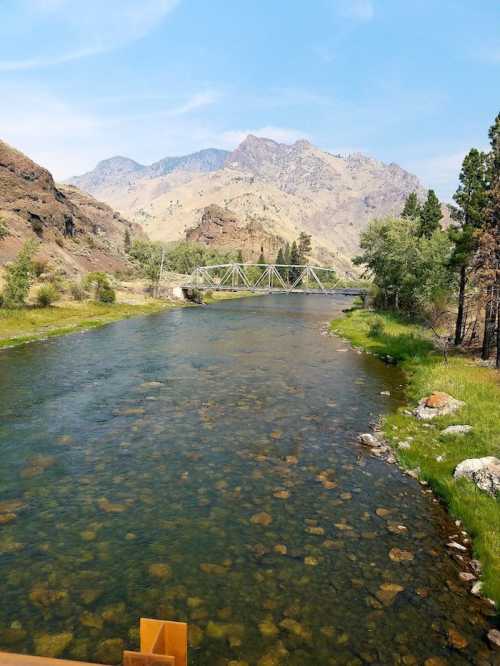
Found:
182,285 -> 365,296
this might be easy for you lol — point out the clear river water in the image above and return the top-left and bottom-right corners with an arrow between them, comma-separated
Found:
0,295 -> 497,665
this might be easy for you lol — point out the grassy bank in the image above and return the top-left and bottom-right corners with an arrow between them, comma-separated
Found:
0,300 -> 177,349
331,308 -> 500,606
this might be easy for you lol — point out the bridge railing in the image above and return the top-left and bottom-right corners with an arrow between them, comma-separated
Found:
186,263 -> 342,293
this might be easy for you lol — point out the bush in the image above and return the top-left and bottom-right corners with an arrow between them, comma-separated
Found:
368,316 -> 385,338
68,280 -> 86,301
36,284 -> 59,307
98,284 -> 116,303
32,259 -> 49,277
83,271 -> 116,303
0,219 -> 9,240
1,241 -> 38,307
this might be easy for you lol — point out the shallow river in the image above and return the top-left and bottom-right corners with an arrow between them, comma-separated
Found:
0,295 -> 497,665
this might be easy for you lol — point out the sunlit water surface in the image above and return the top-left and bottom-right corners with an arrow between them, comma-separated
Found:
0,296 -> 497,665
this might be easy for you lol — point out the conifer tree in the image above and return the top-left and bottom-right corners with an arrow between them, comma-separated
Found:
124,228 -> 131,253
449,149 -> 488,344
402,192 -> 420,219
236,249 -> 243,263
289,241 -> 301,284
418,190 -> 442,238
298,232 -> 312,264
275,247 -> 286,278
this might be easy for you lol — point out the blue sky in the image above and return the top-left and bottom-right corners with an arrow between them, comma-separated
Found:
0,0 -> 498,199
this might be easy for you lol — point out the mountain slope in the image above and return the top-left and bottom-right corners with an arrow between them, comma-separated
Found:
69,148 -> 229,195
0,139 -> 142,274
69,136 -> 429,273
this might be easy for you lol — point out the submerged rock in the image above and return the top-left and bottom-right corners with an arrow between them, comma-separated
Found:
250,512 -> 273,526
414,392 -> 464,420
453,457 -> 500,496
95,638 -> 124,664
148,563 -> 172,579
447,628 -> 468,650
34,632 -> 73,658
389,548 -> 414,562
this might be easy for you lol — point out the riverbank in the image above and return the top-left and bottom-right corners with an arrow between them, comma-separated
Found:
0,291 -> 260,350
0,300 -> 178,349
331,308 -> 500,608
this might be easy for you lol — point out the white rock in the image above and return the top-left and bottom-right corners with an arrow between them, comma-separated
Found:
436,455 -> 445,462
358,433 -> 380,448
454,457 -> 500,496
380,391 -> 391,396
447,541 -> 467,551
487,628 -> 500,649
471,581 -> 483,596
441,425 -> 472,436
458,572 -> 476,582
398,441 -> 411,450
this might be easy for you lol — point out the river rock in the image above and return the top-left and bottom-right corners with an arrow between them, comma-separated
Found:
414,392 -> 464,420
453,457 -> 500,496
250,512 -> 273,526
358,433 -> 380,448
441,425 -> 472,436
487,629 -> 500,650
34,632 -> 73,658
447,628 -> 468,649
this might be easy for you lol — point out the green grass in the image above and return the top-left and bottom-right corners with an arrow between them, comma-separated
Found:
331,308 -> 500,606
0,301 -> 177,349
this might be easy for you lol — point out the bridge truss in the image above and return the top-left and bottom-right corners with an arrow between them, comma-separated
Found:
183,263 -> 364,296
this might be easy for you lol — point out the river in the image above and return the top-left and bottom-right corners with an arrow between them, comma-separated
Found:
0,295 -> 496,665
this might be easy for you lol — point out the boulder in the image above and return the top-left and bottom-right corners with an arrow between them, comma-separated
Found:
454,457 -> 500,496
414,392 -> 464,420
487,629 -> 500,650
441,425 -> 472,436
358,433 -> 380,448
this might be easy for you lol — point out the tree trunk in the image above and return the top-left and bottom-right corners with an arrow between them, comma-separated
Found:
482,285 -> 496,360
454,264 -> 467,346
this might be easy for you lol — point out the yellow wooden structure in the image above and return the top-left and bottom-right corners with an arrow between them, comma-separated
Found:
0,618 -> 188,666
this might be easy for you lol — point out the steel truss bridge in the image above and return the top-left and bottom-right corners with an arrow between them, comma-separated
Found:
182,263 -> 366,297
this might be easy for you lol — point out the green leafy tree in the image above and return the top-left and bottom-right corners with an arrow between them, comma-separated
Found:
1,240 -> 38,308
83,272 -> 116,303
418,190 -> 443,238
402,192 -> 420,219
449,148 -> 488,344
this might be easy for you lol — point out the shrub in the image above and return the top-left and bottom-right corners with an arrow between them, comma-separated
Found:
368,316 -> 385,338
0,219 -> 9,240
83,271 -> 116,303
36,284 -> 59,307
1,241 -> 38,307
30,218 -> 44,235
98,284 -> 116,303
68,280 -> 86,301
32,259 -> 49,277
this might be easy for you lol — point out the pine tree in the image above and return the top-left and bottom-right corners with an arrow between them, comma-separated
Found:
402,192 -> 420,219
236,249 -> 243,263
298,232 -> 312,264
418,190 -> 442,238
289,241 -> 301,284
257,247 -> 266,273
124,228 -> 131,253
275,247 -> 286,278
449,149 -> 488,345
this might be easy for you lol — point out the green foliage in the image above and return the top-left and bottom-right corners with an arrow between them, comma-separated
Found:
1,241 -> 38,308
124,228 -> 131,253
401,191 -> 420,219
236,249 -> 244,263
83,272 -> 116,303
368,316 -> 385,338
354,217 -> 454,314
68,280 -> 87,301
289,241 -> 301,283
0,218 -> 9,240
418,189 -> 443,238
36,284 -> 59,307
297,232 -> 312,263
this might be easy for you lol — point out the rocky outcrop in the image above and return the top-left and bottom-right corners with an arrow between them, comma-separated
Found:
454,457 -> 500,496
414,392 -> 465,420
0,139 -> 143,275
186,204 -> 284,261
441,425 -> 472,436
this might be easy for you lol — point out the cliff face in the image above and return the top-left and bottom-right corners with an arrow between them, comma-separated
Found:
186,204 -> 284,261
69,135 -> 432,274
0,139 -> 143,275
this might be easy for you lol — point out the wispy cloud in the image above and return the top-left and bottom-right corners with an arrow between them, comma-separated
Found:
336,0 -> 375,22
170,91 -> 220,116
0,0 -> 179,71
474,44 -> 500,64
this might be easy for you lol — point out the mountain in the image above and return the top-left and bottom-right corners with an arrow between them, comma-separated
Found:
0,139 -> 142,275
69,136 -> 429,274
69,148 -> 229,194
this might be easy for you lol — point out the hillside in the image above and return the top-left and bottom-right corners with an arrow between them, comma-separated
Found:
69,135 -> 429,274
0,139 -> 143,275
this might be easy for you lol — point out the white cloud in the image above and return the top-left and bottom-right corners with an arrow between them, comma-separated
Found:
337,0 -> 374,22
169,91 -> 220,116
474,45 -> 500,64
0,0 -> 179,70
217,126 -> 311,149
